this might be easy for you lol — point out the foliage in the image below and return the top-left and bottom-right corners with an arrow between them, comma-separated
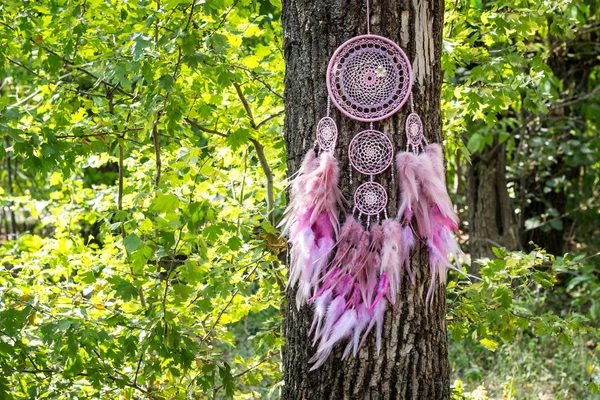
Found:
443,0 -> 600,247
0,0 -> 598,399
448,248 -> 600,398
0,0 -> 285,398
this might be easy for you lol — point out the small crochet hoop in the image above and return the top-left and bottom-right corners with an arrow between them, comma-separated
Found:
405,111 -> 427,153
316,117 -> 338,153
354,181 -> 388,218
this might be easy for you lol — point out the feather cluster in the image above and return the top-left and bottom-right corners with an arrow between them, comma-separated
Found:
281,143 -> 461,369
307,217 -> 414,369
279,150 -> 343,309
396,143 -> 464,304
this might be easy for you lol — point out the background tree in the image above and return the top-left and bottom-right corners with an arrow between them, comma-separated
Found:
281,0 -> 450,398
443,0 -> 600,260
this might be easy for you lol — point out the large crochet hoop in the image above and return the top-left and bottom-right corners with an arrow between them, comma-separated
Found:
326,34 -> 412,122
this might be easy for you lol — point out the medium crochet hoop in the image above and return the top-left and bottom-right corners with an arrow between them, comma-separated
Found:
326,34 -> 412,122
353,181 -> 388,216
348,129 -> 393,176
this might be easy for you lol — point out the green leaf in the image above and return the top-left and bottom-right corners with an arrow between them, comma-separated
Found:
124,234 -> 142,254
108,276 -> 138,302
226,128 -> 250,150
131,33 -> 152,61
479,338 -> 499,352
219,363 -> 236,398
467,133 -> 485,153
158,74 -> 175,91
151,193 -> 181,213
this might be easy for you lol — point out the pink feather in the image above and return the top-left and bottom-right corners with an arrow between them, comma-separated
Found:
278,150 -> 320,235
395,152 -> 420,222
333,273 -> 353,297
338,216 -> 363,246
401,226 -> 416,285
313,295 -> 346,345
295,212 -> 335,307
303,151 -> 344,235
369,223 -> 384,251
329,216 -> 363,270
310,288 -> 332,338
287,212 -> 314,291
342,304 -> 370,359
310,306 -> 357,370
345,283 -> 362,310
360,252 -> 380,309
279,148 -> 343,311
309,267 -> 340,302
408,145 -> 464,304
369,273 -> 399,313
359,297 -> 388,355
380,219 -> 404,301
417,146 -> 458,229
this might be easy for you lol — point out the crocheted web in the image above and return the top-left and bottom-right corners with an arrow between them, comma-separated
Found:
348,130 -> 393,176
405,113 -> 424,147
354,182 -> 388,216
327,35 -> 412,122
316,117 -> 337,153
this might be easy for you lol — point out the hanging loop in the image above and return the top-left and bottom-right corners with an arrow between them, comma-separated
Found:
366,0 -> 370,34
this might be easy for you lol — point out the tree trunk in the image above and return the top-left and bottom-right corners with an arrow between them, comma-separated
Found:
467,141 -> 520,261
281,1 -> 449,398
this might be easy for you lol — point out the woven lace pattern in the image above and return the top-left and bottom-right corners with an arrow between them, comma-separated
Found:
328,36 -> 411,121
354,182 -> 388,216
405,112 -> 427,153
348,130 -> 393,176
316,117 -> 338,153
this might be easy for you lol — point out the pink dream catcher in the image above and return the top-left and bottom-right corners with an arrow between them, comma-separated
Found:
348,129 -> 393,226
280,0 -> 466,370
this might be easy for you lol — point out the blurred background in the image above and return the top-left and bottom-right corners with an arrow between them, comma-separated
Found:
0,0 -> 598,398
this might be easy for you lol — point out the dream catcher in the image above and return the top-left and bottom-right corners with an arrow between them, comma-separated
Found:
280,0 -> 463,369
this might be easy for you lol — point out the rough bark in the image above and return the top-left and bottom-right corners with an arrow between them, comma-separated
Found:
281,1 -> 449,399
467,142 -> 520,261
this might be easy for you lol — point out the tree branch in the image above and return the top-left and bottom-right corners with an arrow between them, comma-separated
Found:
231,82 -> 276,225
249,138 -> 275,225
208,0 -> 241,37
200,262 -> 261,343
233,81 -> 257,129
184,118 -> 228,137
256,109 -> 284,130
186,115 -> 276,225
231,64 -> 283,100
211,355 -> 272,397
38,44 -> 134,98
13,369 -> 149,395
548,85 -> 600,111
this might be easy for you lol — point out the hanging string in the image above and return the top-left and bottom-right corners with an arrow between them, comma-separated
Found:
366,0 -> 370,34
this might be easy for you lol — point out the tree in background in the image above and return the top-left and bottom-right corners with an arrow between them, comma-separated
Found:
443,0 -> 600,260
